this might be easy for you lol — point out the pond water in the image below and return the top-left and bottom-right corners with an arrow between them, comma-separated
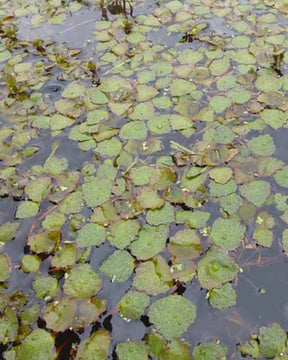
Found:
1,0 -> 288,359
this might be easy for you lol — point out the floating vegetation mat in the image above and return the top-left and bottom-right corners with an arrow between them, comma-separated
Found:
1,0 -> 288,358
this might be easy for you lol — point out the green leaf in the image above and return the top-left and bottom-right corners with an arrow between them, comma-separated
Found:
118,290 -> 150,320
20,305 -> 39,326
0,307 -> 18,343
130,102 -> 154,120
109,219 -> 140,250
170,79 -> 196,96
62,82 -> 86,98
96,138 -> 122,157
146,202 -> 174,226
43,296 -> 77,332
130,224 -> 169,260
260,109 -> 287,129
274,167 -> 288,188
51,244 -> 77,269
238,340 -> 260,358
64,264 -> 102,299
58,191 -> 83,214
208,283 -> 236,309
253,228 -> 273,247
247,134 -> 275,156
220,194 -> 243,215
119,121 -> 148,140
25,176 -> 51,201
76,330 -> 111,360
0,222 -> 19,242
209,57 -> 230,76
28,231 -> 60,254
132,257 -> 171,295
33,276 -> 59,299
100,250 -> 134,282
209,179 -> 237,198
258,323 -> 287,358
17,329 -> 55,360
130,166 -> 154,186
148,295 -> 197,340
214,125 -> 235,144
0,254 -> 11,281
255,74 -> 282,92
159,339 -> 190,360
16,201 -> 39,219
168,228 -> 202,259
87,88 -> 108,104
50,114 -> 75,131
21,255 -> 41,272
210,218 -> 245,251
197,248 -> 239,289
145,332 -> 166,357
137,188 -> 164,209
193,342 -> 227,360
209,167 -> 232,184
76,223 -> 106,248
42,211 -> 66,230
116,342 -> 148,360
147,115 -> 171,134
175,211 -> 210,229
209,96 -> 231,113
44,156 -> 68,175
137,85 -> 158,101
282,229 -> 288,252
82,177 -> 112,208
240,180 -> 271,207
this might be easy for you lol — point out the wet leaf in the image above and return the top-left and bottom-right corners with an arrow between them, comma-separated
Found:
210,218 -> 246,251
132,257 -> 171,295
100,250 -> 134,282
130,223 -> 168,260
116,342 -> 148,360
76,223 -> 106,248
274,167 -> 288,188
240,180 -> 271,207
21,255 -> 41,272
64,264 -> 102,299
62,82 -> 86,98
109,219 -> 140,250
238,340 -> 260,358
197,248 -> 239,289
33,276 -> 59,299
247,134 -> 275,157
76,330 -> 111,360
148,295 -> 197,340
119,121 -> 148,140
28,231 -> 60,254
137,188 -> 164,209
17,329 -> 55,360
82,178 -> 112,208
193,342 -> 227,360
0,254 -> 11,281
16,201 -> 39,218
258,323 -> 287,358
208,283 -> 236,309
168,228 -> 201,259
209,167 -> 232,184
25,176 -> 51,202
118,290 -> 150,320
43,296 -> 77,332
0,222 -> 19,243
253,228 -> 273,248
